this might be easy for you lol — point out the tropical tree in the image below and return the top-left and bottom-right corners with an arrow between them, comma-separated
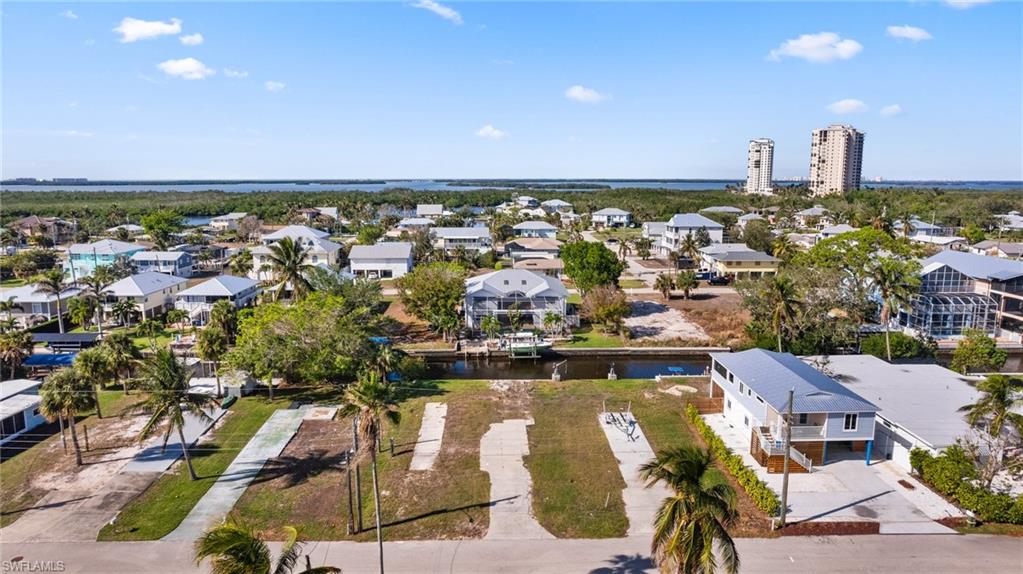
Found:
194,522 -> 341,574
764,274 -> 801,352
772,235 -> 794,262
634,237 -> 654,260
129,349 -> 219,480
111,299 -> 138,327
396,262 -> 467,341
208,300 -> 239,341
39,368 -> 96,466
950,328 -> 1007,374
136,319 -> 164,348
655,273 -> 675,300
228,249 -> 254,277
102,330 -> 140,394
869,258 -> 922,362
78,266 -> 114,336
267,237 -> 313,301
0,330 -> 33,378
33,268 -> 69,333
561,241 -> 625,293
676,234 -> 701,270
343,374 -> 401,574
543,312 -> 562,336
0,300 -> 15,323
165,308 -> 189,334
196,325 -> 229,397
617,239 -> 633,261
67,296 -> 97,331
140,209 -> 183,250
369,344 -> 405,383
676,271 -> 698,300
959,375 -> 1023,438
581,285 -> 630,333
480,315 -> 501,342
640,445 -> 739,574
74,346 -> 114,418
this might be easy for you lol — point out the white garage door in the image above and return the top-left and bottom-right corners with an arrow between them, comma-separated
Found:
892,440 -> 912,471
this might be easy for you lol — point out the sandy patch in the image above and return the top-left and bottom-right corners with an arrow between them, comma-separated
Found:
658,384 -> 698,397
624,301 -> 710,342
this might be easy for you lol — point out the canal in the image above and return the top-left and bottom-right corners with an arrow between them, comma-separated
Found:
425,356 -> 710,380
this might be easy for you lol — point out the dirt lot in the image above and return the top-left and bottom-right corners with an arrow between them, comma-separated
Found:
624,301 -> 710,343
633,291 -> 750,347
635,258 -> 673,271
384,299 -> 450,349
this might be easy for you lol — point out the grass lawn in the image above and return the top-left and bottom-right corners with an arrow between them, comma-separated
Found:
593,228 -> 642,242
618,279 -> 648,289
0,390 -> 136,528
69,325 -> 176,350
97,394 -> 296,541
231,380 -> 500,541
560,326 -> 624,348
1,278 -> 28,287
955,522 -> 1023,537
567,293 -> 582,305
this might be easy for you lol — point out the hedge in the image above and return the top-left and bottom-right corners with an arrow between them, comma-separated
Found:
684,404 -> 781,515
910,446 -> 1023,524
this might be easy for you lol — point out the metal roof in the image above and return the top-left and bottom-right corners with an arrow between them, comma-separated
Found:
666,213 -> 723,229
2,284 -> 82,304
67,239 -> 143,256
709,349 -> 878,414
715,251 -> 779,262
177,275 -> 260,297
512,221 -> 557,230
0,379 -> 42,402
349,242 -> 413,260
131,251 -> 189,262
592,208 -> 631,216
922,250 -> 1023,281
432,227 -> 491,239
0,393 -> 41,418
466,269 -> 568,298
700,206 -> 744,214
261,225 -> 329,241
541,199 -> 573,207
104,272 -> 188,296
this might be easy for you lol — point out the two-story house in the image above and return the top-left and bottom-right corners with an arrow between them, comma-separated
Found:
64,239 -> 146,279
698,244 -> 779,278
1,283 -> 82,327
512,221 -> 558,239
432,227 -> 493,255
250,225 -> 342,282
464,269 -> 568,330
9,216 -> 75,245
175,275 -> 262,325
210,212 -> 248,232
103,272 -> 188,319
540,199 -> 573,214
130,251 -> 195,277
658,214 -> 724,256
708,349 -> 879,472
591,208 -> 632,229
348,242 -> 414,279
504,238 -> 562,261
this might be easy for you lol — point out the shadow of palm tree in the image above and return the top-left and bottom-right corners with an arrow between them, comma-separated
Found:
588,553 -> 655,574
249,449 -> 348,488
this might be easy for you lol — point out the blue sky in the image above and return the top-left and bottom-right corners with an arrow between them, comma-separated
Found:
2,1 -> 1021,180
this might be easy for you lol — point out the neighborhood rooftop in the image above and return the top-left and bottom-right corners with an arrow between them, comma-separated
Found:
349,242 -> 413,259
667,213 -> 723,229
922,249 -> 1023,281
177,275 -> 260,297
105,272 -> 188,296
67,239 -> 140,255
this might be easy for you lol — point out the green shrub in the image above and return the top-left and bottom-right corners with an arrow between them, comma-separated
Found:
684,404 -> 781,515
914,444 -> 1022,525
909,447 -> 932,475
860,332 -> 935,359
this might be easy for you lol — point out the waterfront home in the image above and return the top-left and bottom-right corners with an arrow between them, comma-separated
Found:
505,238 -> 562,260
130,251 -> 195,277
698,244 -> 779,278
432,227 -> 493,255
794,205 -> 831,229
0,283 -> 82,327
512,257 -> 565,279
736,213 -> 764,230
901,250 -> 1023,341
995,211 -> 1023,232
659,213 -> 724,256
464,269 -> 569,330
0,379 -> 45,446
103,272 -> 188,320
591,208 -> 632,229
909,234 -> 968,251
64,239 -> 146,279
175,275 -> 262,325
8,216 -> 75,245
416,204 -> 445,219
813,354 -> 991,472
969,240 -> 1023,260
540,199 -> 573,213
707,349 -> 879,472
210,212 -> 248,232
252,225 -> 342,281
348,242 -> 413,279
512,221 -> 558,239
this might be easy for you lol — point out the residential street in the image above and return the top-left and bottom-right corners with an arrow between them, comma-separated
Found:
1,535 -> 1019,573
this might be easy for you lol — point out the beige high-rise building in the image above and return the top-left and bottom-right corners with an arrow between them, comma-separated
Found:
745,138 -> 774,194
809,124 -> 864,195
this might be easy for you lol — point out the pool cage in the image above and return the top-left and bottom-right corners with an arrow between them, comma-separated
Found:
901,293 -> 999,338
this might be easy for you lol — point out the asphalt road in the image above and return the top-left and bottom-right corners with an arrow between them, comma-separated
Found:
1,535 -> 1019,573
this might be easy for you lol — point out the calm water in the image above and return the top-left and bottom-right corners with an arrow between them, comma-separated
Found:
425,356 -> 709,380
5,179 -> 1019,193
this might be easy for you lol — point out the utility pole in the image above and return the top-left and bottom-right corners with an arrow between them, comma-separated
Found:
353,416 -> 363,533
778,387 -> 794,529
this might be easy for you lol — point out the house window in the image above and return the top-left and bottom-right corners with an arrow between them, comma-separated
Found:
738,382 -> 745,394
743,416 -> 749,428
843,413 -> 858,431
756,396 -> 764,404
798,413 -> 808,425
713,362 -> 727,378
726,399 -> 731,410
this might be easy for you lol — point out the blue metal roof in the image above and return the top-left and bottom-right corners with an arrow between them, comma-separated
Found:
709,349 -> 878,414
923,250 -> 1023,282
24,353 -> 77,367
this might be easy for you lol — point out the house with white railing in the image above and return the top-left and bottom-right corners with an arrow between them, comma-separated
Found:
464,269 -> 569,330
432,227 -> 493,255
658,213 -> 724,256
175,275 -> 262,325
706,349 -> 878,473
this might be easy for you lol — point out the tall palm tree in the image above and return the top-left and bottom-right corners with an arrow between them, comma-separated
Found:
764,274 -> 801,353
228,249 -> 254,277
655,273 -> 675,301
39,368 -> 96,466
194,521 -> 340,574
370,345 -> 405,383
870,258 -> 921,362
344,374 -> 401,574
79,267 -> 113,336
67,296 -> 97,331
480,315 -> 501,342
129,349 -> 219,480
675,271 -> 698,300
196,325 -> 229,397
0,330 -> 33,378
958,375 -> 1023,438
772,235 -> 794,261
640,445 -> 739,574
209,300 -> 239,341
267,237 -> 313,301
0,299 -> 17,322
617,239 -> 633,262
165,308 -> 189,335
34,268 -> 69,333
676,234 -> 700,270
136,319 -> 164,349
102,330 -> 140,394
111,298 -> 138,328
74,346 -> 114,418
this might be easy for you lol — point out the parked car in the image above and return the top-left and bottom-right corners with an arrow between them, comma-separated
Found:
708,275 -> 731,285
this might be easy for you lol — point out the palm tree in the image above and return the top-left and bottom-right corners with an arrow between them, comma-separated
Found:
228,249 -> 254,277
129,349 -> 219,480
772,235 -> 794,261
618,239 -> 633,262
267,237 -> 313,301
958,375 -> 1023,438
676,234 -> 700,270
0,330 -> 33,378
136,319 -> 164,349
165,308 -> 189,335
676,271 -> 698,300
640,446 -> 739,574
79,267 -> 113,336
74,346 -> 114,418
194,521 -> 341,574
764,274 -> 801,353
343,374 -> 401,574
370,345 -> 404,383
480,315 -> 501,342
39,368 -> 96,466
111,299 -> 138,327
34,268 -> 69,333
543,312 -> 562,336
102,330 -> 140,394
67,296 -> 97,331
0,299 -> 17,323
196,326 -> 229,397
870,258 -> 921,362
654,273 -> 674,300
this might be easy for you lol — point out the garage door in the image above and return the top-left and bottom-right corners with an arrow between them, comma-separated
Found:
892,440 -> 912,471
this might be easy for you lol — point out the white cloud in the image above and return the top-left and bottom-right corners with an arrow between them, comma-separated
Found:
59,10 -> 78,20
63,130 -> 94,138
887,25 -> 932,41
68,101 -> 78,108
179,33 -> 204,46
768,32 -> 863,63
223,68 -> 249,79
880,104 -> 903,117
114,17 -> 182,43
411,0 -> 463,25
157,57 -> 215,80
944,0 -> 992,8
565,85 -> 610,104
265,81 -> 286,92
475,124 -> 507,140
827,99 -> 869,114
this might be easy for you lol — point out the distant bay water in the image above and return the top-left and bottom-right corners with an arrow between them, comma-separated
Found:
2,179 -> 1021,193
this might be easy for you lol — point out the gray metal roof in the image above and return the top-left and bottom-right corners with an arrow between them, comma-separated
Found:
666,213 -> 723,229
513,221 -> 557,230
972,240 -> 1023,255
131,251 -> 189,262
349,242 -> 413,260
922,250 -> 1023,281
709,349 -> 878,414
432,227 -> 491,239
261,225 -> 329,241
68,239 -> 143,255
104,272 -> 188,296
177,275 -> 260,297
700,206 -> 744,214
715,251 -> 779,262
0,379 -> 41,402
593,208 -> 631,216
466,269 -> 568,298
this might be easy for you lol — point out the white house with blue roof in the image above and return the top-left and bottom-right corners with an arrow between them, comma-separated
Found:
659,213 -> 724,256
708,348 -> 879,472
